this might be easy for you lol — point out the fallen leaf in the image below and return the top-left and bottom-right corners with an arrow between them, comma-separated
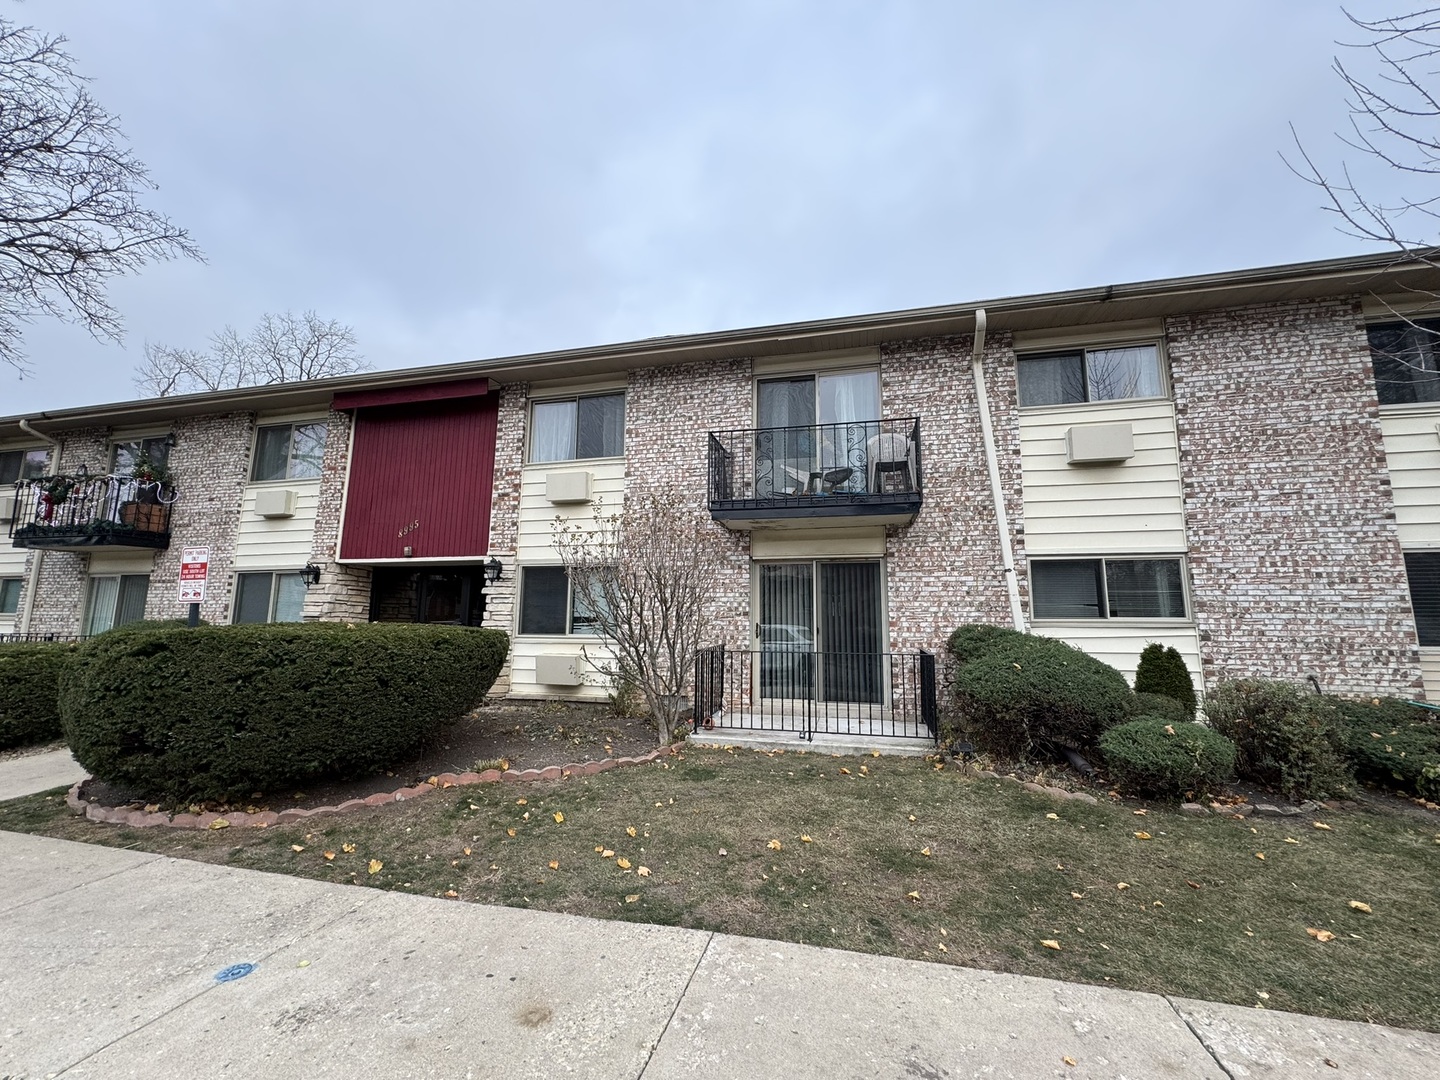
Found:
368,859 -> 383,875
637,866 -> 651,877
1283,837 -> 1300,844
552,812 -> 564,824
506,828 -> 517,837
1041,939 -> 1062,950
1255,852 -> 1266,860
291,844 -> 305,852
445,889 -> 459,898
297,959 -> 310,968
871,750 -> 880,757
1307,927 -> 1336,942
602,849 -> 615,859
625,894 -> 640,903
1133,831 -> 1152,840
1349,901 -> 1373,914
1313,822 -> 1333,831
1153,900 -> 1164,907
921,847 -> 932,857
1070,891 -> 1085,900
342,842 -> 356,853
767,839 -> 783,851
1164,724 -> 1176,735
594,845 -> 605,853
908,814 -> 917,822
940,927 -> 948,936
1064,1057 -> 1078,1067
718,848 -> 728,857
801,834 -> 813,843
626,826 -> 637,837
548,860 -> 559,870
516,798 -> 527,805
1046,813 -> 1060,820
208,818 -> 230,830
1133,809 -> 1149,816
323,851 -> 336,861
1186,880 -> 1201,889
906,890 -> 921,902
489,863 -> 499,871
1116,882 -> 1130,890
937,942 -> 948,952
839,767 -> 851,775
617,857 -> 632,870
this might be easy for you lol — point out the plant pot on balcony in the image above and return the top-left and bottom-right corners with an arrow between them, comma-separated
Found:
120,501 -> 167,532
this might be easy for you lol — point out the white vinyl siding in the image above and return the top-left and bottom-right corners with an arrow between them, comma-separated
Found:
1018,399 -> 1187,554
1420,649 -> 1440,699
232,481 -> 322,570
1379,408 -> 1440,546
1030,624 -> 1203,697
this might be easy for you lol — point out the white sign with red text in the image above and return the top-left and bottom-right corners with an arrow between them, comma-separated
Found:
178,546 -> 210,604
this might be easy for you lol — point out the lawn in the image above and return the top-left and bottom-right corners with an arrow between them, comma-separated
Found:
4,744 -> 1438,1032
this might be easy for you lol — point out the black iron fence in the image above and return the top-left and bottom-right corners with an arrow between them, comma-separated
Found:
707,417 -> 923,513
0,633 -> 85,645
8,475 -> 177,549
693,645 -> 938,742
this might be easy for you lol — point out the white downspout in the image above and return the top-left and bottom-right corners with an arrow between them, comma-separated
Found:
15,419 -> 59,636
970,310 -> 1026,631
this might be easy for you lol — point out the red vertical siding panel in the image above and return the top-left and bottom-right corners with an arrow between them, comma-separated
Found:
339,395 -> 498,560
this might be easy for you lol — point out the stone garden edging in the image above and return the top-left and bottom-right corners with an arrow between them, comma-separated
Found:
65,744 -> 681,830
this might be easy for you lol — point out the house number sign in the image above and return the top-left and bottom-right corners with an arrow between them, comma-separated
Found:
398,519 -> 420,538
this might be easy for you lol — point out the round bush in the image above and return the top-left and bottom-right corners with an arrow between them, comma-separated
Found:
1331,696 -> 1440,800
1099,716 -> 1236,799
1134,644 -> 1197,719
0,641 -> 78,750
952,634 -> 1133,757
61,622 -> 509,804
1205,679 -> 1352,800
946,624 -> 1029,669
1132,691 -> 1191,725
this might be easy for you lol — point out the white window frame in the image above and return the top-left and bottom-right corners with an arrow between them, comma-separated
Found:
516,565 -> 604,636
0,447 -> 50,484
1015,341 -> 1169,410
84,574 -> 150,635
0,577 -> 21,616
1029,556 -> 1191,624
232,571 -> 307,624
250,421 -> 328,483
108,435 -> 171,476
527,391 -> 626,464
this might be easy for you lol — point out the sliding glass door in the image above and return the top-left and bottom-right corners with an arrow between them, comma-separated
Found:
755,371 -> 879,497
757,560 -> 883,703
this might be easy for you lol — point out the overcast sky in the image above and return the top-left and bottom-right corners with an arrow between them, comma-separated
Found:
0,1 -> 1415,414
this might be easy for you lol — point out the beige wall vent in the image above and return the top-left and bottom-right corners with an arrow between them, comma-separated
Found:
535,653 -> 584,686
254,488 -> 297,518
0,493 -> 14,523
545,471 -> 592,504
1065,423 -> 1135,465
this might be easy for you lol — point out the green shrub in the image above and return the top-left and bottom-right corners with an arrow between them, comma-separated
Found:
0,641 -> 77,750
61,622 -> 509,805
946,624 -> 1029,669
1134,644 -> 1197,719
1099,716 -> 1236,799
1132,691 -> 1191,724
1331,696 -> 1440,800
952,633 -> 1133,757
1205,679 -> 1351,800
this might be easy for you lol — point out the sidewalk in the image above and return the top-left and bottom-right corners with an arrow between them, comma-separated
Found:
0,747 -> 87,801
2,830 -> 1437,1079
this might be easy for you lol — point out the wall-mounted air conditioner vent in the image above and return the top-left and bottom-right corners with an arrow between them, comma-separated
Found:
1065,423 -> 1135,465
254,488 -> 297,518
546,471 -> 592,505
535,653 -> 584,686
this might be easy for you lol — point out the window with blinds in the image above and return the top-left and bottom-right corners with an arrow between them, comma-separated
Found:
1404,552 -> 1440,646
84,574 -> 149,635
1031,558 -> 1187,621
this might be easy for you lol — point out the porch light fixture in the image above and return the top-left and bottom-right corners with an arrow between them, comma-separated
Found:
300,563 -> 322,588
483,556 -> 503,585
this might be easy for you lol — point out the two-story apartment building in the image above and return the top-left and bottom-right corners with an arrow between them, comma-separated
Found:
4,250 -> 1440,741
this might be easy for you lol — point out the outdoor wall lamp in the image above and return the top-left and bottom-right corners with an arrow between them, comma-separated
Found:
300,563 -> 322,588
483,556 -> 503,584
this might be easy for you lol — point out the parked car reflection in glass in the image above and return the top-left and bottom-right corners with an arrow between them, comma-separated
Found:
760,623 -> 815,698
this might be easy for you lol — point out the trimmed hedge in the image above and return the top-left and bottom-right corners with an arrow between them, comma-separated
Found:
1132,691 -> 1191,725
1099,716 -> 1236,799
1332,696 -> 1440,800
62,622 -> 509,804
1205,679 -> 1352,800
946,624 -> 1029,669
951,631 -> 1133,757
1134,644 -> 1197,719
0,642 -> 77,750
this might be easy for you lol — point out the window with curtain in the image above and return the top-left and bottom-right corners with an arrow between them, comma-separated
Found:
1031,557 -> 1187,620
233,572 -> 306,624
84,575 -> 149,635
530,393 -> 625,462
252,423 -> 327,481
1017,344 -> 1164,407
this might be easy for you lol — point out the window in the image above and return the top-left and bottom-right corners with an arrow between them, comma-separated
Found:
1016,344 -> 1164,407
1031,558 -> 1187,620
252,422 -> 327,481
233,572 -> 307,624
0,448 -> 49,484
0,578 -> 21,615
1403,552 -> 1440,646
84,575 -> 149,635
110,436 -> 170,476
1367,318 -> 1440,406
530,393 -> 624,462
518,565 -> 604,635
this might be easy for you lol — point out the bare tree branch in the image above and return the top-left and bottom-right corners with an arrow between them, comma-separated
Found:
0,17 -> 200,376
133,310 -> 369,396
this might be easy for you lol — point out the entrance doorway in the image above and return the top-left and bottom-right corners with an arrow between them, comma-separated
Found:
756,560 -> 884,704
371,567 -> 486,626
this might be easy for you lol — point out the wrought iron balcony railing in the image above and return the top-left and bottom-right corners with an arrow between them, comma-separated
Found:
707,417 -> 922,526
8,474 -> 178,550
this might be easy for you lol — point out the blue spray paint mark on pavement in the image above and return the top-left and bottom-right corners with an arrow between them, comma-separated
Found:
214,962 -> 256,982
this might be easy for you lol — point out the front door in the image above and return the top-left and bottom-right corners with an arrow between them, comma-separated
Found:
757,560 -> 883,703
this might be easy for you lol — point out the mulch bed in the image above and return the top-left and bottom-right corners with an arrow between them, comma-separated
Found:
78,700 -> 661,815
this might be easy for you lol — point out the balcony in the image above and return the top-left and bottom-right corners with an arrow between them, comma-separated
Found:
707,417 -> 922,529
8,475 -> 177,551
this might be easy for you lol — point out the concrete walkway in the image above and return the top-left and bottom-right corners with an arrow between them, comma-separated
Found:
0,747 -> 87,801
2,830 -> 1437,1079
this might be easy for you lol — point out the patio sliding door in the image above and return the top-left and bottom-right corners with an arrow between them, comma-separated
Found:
754,371 -> 879,498
757,560 -> 883,704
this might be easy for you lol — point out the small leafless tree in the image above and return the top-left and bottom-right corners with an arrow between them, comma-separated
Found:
550,489 -> 718,745
133,310 -> 370,396
0,18 -> 200,377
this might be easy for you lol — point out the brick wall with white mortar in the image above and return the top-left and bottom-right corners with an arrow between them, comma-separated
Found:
26,427 -> 111,636
479,384 -> 527,694
303,409 -> 371,622
1167,298 -> 1422,696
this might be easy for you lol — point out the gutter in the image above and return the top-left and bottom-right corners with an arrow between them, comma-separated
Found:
15,419 -> 60,636
970,310 -> 1026,631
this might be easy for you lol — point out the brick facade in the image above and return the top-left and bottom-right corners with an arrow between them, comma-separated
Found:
1167,299 -> 1422,696
303,409 -> 371,622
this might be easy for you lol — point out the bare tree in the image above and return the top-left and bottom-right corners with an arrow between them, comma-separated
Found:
0,18 -> 199,376
134,310 -> 370,396
550,489 -> 718,745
